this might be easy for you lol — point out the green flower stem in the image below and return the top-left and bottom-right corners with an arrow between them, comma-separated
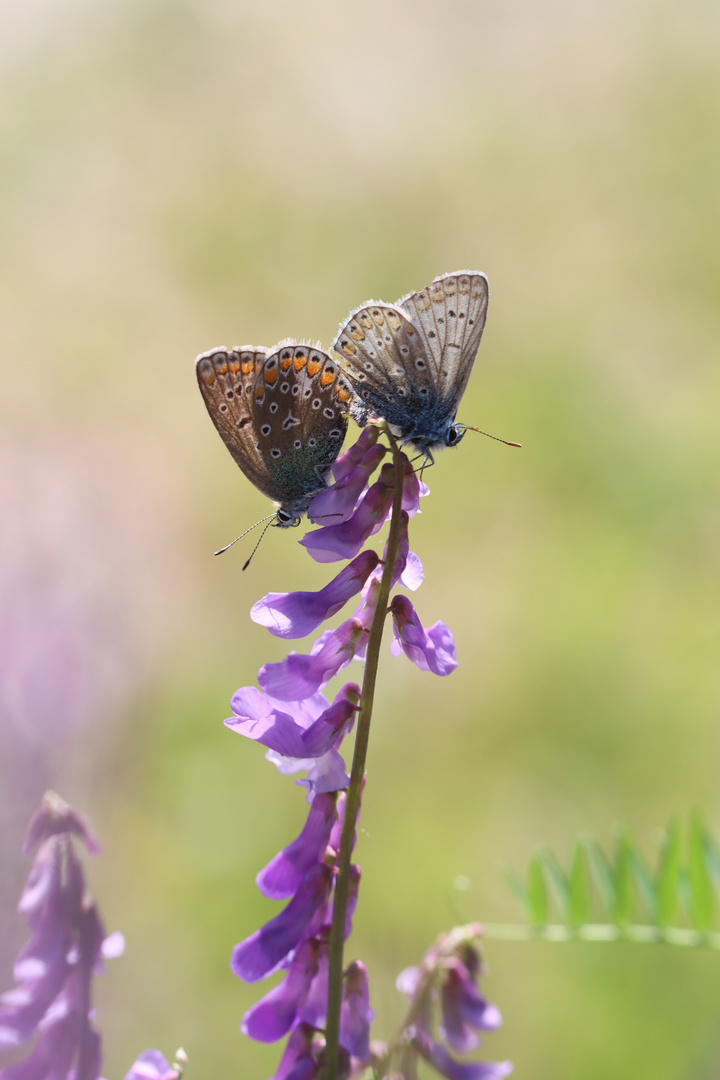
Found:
323,431 -> 406,1080
482,922 -> 720,948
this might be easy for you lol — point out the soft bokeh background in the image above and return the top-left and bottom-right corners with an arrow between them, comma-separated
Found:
1,0 -> 719,1076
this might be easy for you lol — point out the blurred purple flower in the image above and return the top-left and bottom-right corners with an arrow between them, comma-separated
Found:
123,1049 -> 179,1080
340,961 -> 373,1060
414,1030 -> 512,1080
440,950 -> 501,1054
389,595 -> 458,676
250,551 -> 380,639
0,792 -> 122,1080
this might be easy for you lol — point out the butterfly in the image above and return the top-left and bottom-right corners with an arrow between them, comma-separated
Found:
196,341 -> 353,530
332,270 -> 490,459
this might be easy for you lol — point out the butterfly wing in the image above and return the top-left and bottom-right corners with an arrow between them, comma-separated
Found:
250,343 -> 351,510
398,270 -> 489,417
332,302 -> 437,439
196,347 -> 277,497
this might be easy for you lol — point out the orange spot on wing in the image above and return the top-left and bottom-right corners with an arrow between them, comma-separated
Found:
293,355 -> 307,372
307,360 -> 321,377
265,367 -> 278,385
228,356 -> 240,374
280,357 -> 292,372
241,361 -> 254,375
320,371 -> 336,387
215,357 -> 228,375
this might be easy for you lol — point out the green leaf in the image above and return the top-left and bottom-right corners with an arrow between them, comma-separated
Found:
701,825 -> 720,900
612,827 -> 634,925
540,849 -> 571,920
502,866 -> 530,917
629,843 -> 656,923
587,840 -> 616,916
569,841 -> 591,925
688,813 -> 714,932
527,854 -> 549,928
655,819 -> 681,928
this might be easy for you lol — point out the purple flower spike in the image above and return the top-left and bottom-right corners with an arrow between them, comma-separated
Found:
256,793 -> 338,900
242,937 -> 321,1042
251,551 -> 380,639
0,792 -> 120,1080
309,439 -> 386,525
340,961 -> 373,1061
124,1049 -> 179,1080
389,595 -> 458,676
231,863 -> 334,983
259,621 -> 366,701
300,465 -> 396,563
414,1030 -> 513,1080
440,955 -> 502,1055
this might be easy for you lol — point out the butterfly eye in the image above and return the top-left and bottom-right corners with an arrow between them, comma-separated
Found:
277,508 -> 292,522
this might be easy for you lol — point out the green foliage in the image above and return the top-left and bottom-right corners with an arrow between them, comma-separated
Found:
496,816 -> 720,949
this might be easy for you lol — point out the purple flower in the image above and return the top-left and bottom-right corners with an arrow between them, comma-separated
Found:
227,685 -> 359,761
414,1030 -> 513,1080
0,792 -> 121,1080
339,961 -> 373,1061
258,622 -> 366,701
256,793 -> 339,901
440,952 -> 501,1054
389,595 -> 457,676
123,1050 -> 179,1080
231,863 -> 334,983
242,938 -> 321,1042
250,551 -> 380,639
308,429 -> 386,525
270,1023 -> 320,1080
300,464 -> 396,563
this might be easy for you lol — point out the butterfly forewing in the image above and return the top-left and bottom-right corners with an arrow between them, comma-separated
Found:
398,271 -> 489,413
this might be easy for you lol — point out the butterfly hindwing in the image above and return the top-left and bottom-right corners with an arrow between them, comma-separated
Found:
251,343 -> 351,505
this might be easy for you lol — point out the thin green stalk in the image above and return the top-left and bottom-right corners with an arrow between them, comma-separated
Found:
482,922 -> 720,948
323,434 -> 406,1079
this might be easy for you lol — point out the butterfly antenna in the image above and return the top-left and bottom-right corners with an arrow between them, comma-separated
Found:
214,513 -> 276,557
241,520 -> 274,571
459,426 -> 522,448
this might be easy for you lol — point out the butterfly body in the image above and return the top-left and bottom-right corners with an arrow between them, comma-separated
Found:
196,342 -> 352,526
333,271 -> 489,455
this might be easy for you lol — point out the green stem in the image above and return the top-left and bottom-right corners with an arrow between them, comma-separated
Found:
323,434 -> 406,1079
482,922 -> 720,948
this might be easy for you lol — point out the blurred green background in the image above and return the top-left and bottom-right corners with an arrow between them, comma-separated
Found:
1,0 -> 719,1076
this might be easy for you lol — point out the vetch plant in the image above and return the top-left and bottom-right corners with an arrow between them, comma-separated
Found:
226,425 -> 509,1079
